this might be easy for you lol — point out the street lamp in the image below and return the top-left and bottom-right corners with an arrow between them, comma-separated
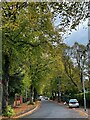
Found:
77,49 -> 87,111
82,53 -> 87,111
80,40 -> 90,111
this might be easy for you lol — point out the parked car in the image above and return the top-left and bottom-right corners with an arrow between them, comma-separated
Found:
37,96 -> 43,101
37,97 -> 41,101
69,99 -> 79,108
45,97 -> 49,100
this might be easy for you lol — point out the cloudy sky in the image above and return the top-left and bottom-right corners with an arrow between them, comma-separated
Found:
63,19 -> 88,46
55,17 -> 88,46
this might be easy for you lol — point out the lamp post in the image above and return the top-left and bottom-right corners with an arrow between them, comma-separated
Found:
77,49 -> 87,111
82,53 -> 86,111
80,39 -> 90,111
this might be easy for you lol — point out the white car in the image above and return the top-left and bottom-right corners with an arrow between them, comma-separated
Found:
45,97 -> 49,100
69,99 -> 79,108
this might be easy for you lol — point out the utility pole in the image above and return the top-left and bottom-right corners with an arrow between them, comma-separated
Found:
82,75 -> 86,111
82,53 -> 86,111
77,49 -> 87,111
77,1 -> 90,111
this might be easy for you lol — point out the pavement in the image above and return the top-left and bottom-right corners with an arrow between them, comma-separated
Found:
1,101 -> 41,119
76,107 -> 90,120
51,100 -> 90,118
22,100 -> 89,119
1,100 -> 90,119
13,101 -> 41,119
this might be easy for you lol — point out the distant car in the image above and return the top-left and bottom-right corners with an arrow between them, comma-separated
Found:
37,97 -> 41,101
45,97 -> 49,100
37,96 -> 43,101
69,99 -> 79,108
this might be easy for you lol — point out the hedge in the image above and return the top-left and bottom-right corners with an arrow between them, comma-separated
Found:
74,92 -> 90,108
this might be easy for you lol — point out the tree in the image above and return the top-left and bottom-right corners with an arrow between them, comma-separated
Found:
49,2 -> 88,36
2,2 -> 59,109
2,2 -> 88,111
70,43 -> 88,90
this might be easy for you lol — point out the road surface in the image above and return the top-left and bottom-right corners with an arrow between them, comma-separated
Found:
23,100 -> 88,119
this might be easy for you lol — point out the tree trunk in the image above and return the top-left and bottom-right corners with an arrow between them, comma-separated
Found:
57,91 -> 59,102
55,91 -> 57,100
52,91 -> 55,100
2,80 -> 9,110
30,84 -> 33,104
2,54 -> 10,112
80,69 -> 84,92
33,87 -> 37,102
25,89 -> 28,102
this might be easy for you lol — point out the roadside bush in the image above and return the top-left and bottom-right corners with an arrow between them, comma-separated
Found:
26,101 -> 35,105
74,92 -> 90,107
3,105 -> 15,117
86,92 -> 90,107
30,102 -> 35,105
75,93 -> 83,105
26,101 -> 30,105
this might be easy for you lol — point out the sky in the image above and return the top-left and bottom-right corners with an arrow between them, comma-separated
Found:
55,17 -> 88,47
63,19 -> 88,46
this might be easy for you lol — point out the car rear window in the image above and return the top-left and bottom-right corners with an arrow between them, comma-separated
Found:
69,99 -> 78,103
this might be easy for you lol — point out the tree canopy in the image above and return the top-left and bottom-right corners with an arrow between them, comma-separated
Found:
1,2 -> 89,111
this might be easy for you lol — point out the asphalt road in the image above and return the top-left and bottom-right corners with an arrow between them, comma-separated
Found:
23,100 -> 88,119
